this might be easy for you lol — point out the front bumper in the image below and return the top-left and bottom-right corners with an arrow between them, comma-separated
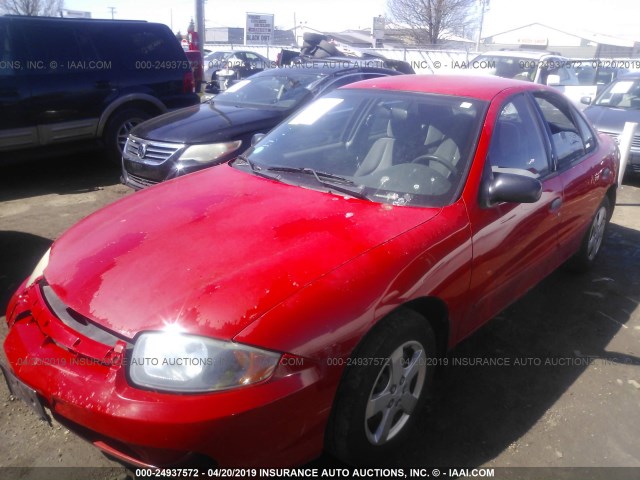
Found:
3,282 -> 328,468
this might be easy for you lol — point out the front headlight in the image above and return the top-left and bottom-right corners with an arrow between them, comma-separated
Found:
129,331 -> 280,393
180,141 -> 242,164
26,248 -> 51,287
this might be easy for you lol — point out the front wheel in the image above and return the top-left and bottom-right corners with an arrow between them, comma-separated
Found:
566,196 -> 611,273
326,309 -> 436,464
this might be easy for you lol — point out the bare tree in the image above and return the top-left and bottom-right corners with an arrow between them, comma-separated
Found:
387,0 -> 477,45
0,0 -> 64,16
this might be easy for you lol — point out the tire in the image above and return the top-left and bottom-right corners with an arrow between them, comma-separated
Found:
317,40 -> 340,57
303,32 -> 327,45
566,196 -> 611,273
325,309 -> 436,465
103,108 -> 152,164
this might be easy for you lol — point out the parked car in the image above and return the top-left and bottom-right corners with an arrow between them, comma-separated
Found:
0,15 -> 199,163
583,72 -> 640,175
121,61 -> 403,189
203,50 -> 228,74
204,50 -> 273,94
470,50 -> 597,107
2,75 -> 618,468
572,63 -> 629,96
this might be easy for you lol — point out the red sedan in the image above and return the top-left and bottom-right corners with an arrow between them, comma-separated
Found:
2,75 -> 618,468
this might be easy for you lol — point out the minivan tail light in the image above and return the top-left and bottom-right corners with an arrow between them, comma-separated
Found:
183,71 -> 195,93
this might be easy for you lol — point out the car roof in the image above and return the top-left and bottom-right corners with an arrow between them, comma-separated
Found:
478,50 -> 565,60
1,14 -> 148,25
343,74 -> 554,101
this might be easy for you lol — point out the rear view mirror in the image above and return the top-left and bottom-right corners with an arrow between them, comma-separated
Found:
580,96 -> 592,105
251,133 -> 266,146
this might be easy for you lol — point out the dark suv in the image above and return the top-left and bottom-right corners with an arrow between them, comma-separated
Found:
0,15 -> 199,163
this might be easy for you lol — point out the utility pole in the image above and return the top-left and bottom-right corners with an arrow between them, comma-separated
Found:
195,0 -> 205,47
475,0 -> 489,52
108,6 -> 116,19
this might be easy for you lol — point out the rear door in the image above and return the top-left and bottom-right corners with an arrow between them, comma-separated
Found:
531,90 -> 612,260
20,20 -> 110,146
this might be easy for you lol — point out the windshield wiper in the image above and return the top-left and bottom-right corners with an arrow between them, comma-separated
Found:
232,154 -> 276,180
266,166 -> 369,200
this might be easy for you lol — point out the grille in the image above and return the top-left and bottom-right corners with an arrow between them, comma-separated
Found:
600,131 -> 640,151
41,284 -> 131,348
125,173 -> 159,189
124,136 -> 184,165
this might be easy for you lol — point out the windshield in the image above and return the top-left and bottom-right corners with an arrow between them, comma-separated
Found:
594,78 -> 640,108
236,90 -> 487,207
213,72 -> 325,109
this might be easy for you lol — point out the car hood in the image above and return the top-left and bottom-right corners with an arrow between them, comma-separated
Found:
584,105 -> 640,134
44,166 -> 440,341
131,102 -> 287,144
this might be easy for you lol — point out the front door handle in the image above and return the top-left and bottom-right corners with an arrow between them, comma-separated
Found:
549,197 -> 563,212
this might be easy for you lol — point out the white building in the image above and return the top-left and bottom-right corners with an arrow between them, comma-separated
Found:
482,23 -> 639,58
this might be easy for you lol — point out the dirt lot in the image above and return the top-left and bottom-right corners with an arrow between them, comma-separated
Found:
1,153 -> 639,478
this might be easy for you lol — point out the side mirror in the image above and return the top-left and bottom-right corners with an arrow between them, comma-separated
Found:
546,74 -> 561,86
485,172 -> 543,205
251,133 -> 266,146
204,82 -> 219,94
580,96 -> 592,105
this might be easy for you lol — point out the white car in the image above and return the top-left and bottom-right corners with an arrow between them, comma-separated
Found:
470,50 -> 597,107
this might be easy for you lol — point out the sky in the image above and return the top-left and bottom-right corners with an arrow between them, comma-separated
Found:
63,0 -> 639,41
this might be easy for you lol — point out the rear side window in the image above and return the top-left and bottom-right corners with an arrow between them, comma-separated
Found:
20,23 -> 87,73
126,28 -> 182,63
0,22 -> 14,76
534,93 -> 589,168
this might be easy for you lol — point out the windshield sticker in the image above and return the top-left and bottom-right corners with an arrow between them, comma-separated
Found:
225,79 -> 251,93
289,98 -> 344,125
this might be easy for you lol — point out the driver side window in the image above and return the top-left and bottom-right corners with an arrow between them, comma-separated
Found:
488,94 -> 550,178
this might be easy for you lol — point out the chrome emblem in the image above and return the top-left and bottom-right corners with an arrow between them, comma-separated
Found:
137,143 -> 147,159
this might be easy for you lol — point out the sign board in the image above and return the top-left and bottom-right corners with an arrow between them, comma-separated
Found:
372,16 -> 385,40
245,13 -> 274,45
62,9 -> 91,18
516,37 -> 548,46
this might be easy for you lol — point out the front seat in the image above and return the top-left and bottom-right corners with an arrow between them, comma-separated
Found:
354,107 -> 407,176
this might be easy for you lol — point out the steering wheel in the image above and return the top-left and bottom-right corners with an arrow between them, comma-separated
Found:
411,154 -> 457,175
